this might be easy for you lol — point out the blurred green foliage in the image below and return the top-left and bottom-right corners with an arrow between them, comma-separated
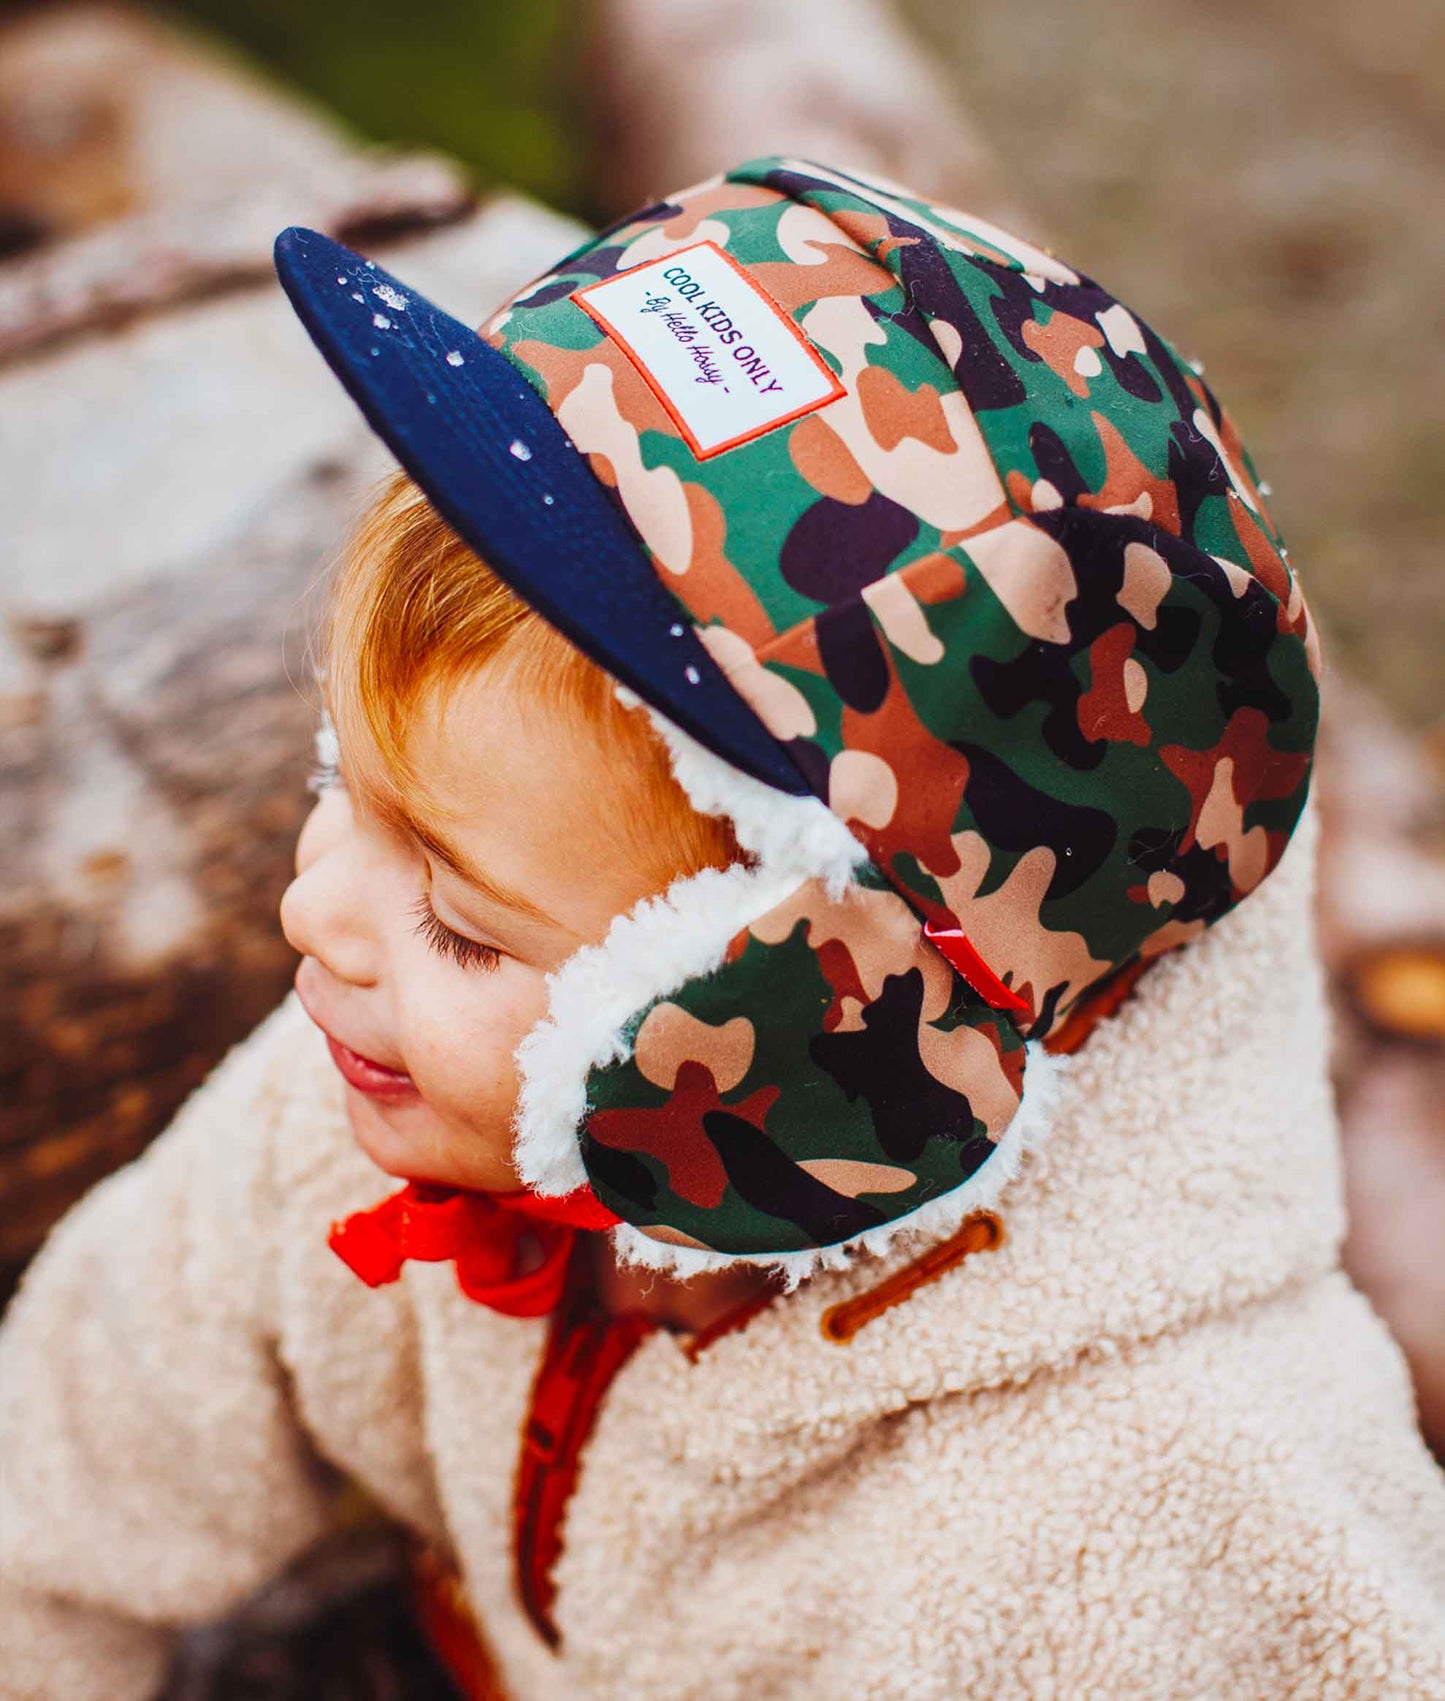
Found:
168,0 -> 593,214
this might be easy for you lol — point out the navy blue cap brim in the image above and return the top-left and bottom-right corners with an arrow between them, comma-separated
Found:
273,227 -> 809,796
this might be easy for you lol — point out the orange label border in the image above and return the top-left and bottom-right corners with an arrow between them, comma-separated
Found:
571,240 -> 847,461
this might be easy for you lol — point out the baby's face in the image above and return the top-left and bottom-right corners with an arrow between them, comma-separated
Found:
281,668 -> 668,1192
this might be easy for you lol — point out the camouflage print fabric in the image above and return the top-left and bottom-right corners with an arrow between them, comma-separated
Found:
582,864 -> 1027,1257
479,156 -> 1320,1256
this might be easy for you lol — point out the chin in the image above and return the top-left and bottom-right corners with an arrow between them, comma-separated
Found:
341,1088 -> 518,1192
343,1090 -> 439,1181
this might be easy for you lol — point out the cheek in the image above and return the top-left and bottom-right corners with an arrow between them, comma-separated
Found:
397,956 -> 553,1132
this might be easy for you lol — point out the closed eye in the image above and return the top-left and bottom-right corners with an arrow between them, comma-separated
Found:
410,894 -> 503,972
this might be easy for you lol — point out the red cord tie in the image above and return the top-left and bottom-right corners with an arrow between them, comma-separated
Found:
328,1181 -> 620,1318
921,917 -> 1031,1016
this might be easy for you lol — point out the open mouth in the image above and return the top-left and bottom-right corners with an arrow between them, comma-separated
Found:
324,1035 -> 420,1102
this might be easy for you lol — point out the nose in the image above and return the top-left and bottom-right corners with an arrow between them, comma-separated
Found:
279,793 -> 382,988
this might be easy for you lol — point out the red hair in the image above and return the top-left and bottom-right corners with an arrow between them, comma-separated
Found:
322,470 -> 737,891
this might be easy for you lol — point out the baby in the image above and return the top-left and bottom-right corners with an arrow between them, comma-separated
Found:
286,472 -> 763,1327
4,157 -> 1445,1701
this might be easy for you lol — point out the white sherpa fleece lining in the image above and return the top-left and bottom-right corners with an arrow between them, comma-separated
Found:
511,692 -> 1056,1282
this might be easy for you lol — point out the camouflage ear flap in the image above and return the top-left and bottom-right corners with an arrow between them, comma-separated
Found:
579,861 -> 1037,1271
511,708 -> 1054,1277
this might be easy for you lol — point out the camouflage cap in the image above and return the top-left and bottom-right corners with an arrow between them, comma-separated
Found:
277,157 -> 1320,1274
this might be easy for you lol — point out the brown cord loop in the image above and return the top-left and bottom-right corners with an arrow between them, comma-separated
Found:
682,1287 -> 779,1363
1045,956 -> 1153,1056
820,1210 -> 1004,1344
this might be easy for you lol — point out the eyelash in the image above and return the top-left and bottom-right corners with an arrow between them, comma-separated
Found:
410,895 -> 503,973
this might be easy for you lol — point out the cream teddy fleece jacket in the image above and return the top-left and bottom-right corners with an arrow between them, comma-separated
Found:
3,814 -> 1445,1701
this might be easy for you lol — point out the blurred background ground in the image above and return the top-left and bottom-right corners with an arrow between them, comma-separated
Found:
0,0 -> 1441,1695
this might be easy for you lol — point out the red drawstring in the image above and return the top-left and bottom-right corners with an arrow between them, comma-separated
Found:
921,917 -> 1031,1016
328,1181 -> 620,1318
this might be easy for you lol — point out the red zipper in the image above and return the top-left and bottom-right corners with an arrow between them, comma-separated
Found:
511,1275 -> 656,1647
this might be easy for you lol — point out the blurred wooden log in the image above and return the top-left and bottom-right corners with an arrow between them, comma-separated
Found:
0,2 -> 473,361
0,5 -> 587,1286
592,0 -> 1018,227
2,464 -> 355,1269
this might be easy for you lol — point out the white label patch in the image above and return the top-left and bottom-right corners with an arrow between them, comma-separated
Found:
572,241 -> 845,459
